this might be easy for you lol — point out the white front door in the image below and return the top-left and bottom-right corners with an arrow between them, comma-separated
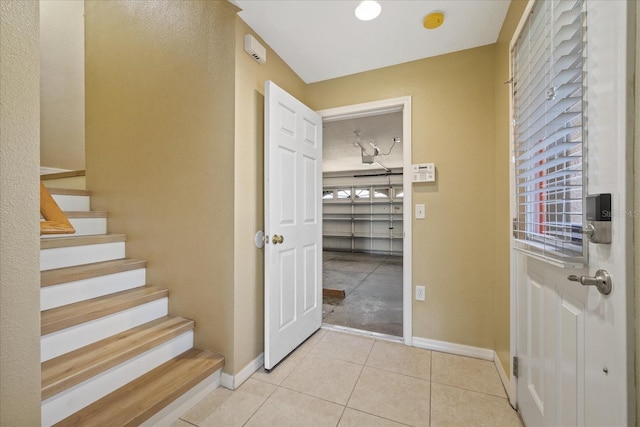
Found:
514,1 -> 635,426
264,80 -> 323,370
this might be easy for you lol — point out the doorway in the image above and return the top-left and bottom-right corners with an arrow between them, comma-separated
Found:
317,97 -> 412,343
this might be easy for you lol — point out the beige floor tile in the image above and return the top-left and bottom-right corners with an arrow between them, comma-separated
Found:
295,328 -> 328,355
281,354 -> 362,405
430,383 -> 523,427
338,408 -> 408,426
366,340 -> 431,380
178,386 -> 233,424
431,352 -> 506,397
347,366 -> 430,426
245,387 -> 344,427
310,330 -> 374,364
251,349 -> 305,385
180,379 -> 276,427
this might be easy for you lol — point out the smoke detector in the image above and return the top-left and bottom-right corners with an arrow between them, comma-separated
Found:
244,34 -> 266,64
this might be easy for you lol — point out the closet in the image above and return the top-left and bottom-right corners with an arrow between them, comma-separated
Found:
322,173 -> 403,255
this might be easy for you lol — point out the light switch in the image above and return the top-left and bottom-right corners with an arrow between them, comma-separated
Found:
415,204 -> 425,220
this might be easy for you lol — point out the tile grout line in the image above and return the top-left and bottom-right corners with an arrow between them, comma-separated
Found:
241,388 -> 275,427
339,337 -> 376,420
429,349 -> 433,427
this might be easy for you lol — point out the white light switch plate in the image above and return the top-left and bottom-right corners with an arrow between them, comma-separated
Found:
415,204 -> 425,220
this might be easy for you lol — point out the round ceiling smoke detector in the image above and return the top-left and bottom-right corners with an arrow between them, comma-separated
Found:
355,1 -> 382,21
423,12 -> 444,29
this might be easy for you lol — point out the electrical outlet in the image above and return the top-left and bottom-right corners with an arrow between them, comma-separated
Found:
415,285 -> 425,301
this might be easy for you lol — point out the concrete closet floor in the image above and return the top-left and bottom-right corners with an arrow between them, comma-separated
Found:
322,251 -> 403,337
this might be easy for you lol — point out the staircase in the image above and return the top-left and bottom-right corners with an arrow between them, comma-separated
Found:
41,187 -> 224,426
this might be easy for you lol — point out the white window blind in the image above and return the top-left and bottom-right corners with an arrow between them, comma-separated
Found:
512,0 -> 586,264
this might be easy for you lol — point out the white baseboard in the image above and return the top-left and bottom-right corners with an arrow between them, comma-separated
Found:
411,336 -> 495,361
494,352 -> 513,403
412,336 -> 514,404
220,352 -> 264,390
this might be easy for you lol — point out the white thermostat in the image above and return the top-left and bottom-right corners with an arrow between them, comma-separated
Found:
412,163 -> 436,182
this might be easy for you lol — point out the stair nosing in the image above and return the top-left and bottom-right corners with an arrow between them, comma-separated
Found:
47,188 -> 91,196
62,211 -> 108,219
41,234 -> 126,250
41,316 -> 194,400
41,258 -> 147,287
41,285 -> 168,336
54,349 -> 224,427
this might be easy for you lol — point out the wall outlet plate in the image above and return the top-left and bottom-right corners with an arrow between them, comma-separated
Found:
415,285 -> 425,301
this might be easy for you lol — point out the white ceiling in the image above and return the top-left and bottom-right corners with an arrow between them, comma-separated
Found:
323,112 -> 403,173
233,0 -> 510,83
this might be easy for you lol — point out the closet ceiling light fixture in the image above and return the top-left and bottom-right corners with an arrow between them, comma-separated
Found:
355,1 -> 381,21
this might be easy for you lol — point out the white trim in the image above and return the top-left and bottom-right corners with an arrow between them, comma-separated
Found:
220,352 -> 264,390
40,166 -> 71,175
507,1 -> 536,411
220,372 -> 233,390
140,369 -> 222,427
317,96 -> 413,346
321,323 -> 403,343
494,352 -> 514,405
411,336 -> 494,361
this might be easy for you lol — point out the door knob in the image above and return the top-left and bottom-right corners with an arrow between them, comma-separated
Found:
567,269 -> 612,295
272,234 -> 284,244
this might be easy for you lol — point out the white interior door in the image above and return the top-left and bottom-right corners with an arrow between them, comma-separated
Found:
515,1 -> 635,426
264,80 -> 323,370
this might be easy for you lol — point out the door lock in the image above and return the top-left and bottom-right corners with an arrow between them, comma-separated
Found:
567,269 -> 612,295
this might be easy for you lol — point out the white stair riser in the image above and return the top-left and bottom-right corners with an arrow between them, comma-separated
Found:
40,242 -> 125,271
51,194 -> 90,212
41,269 -> 147,311
41,331 -> 194,427
41,217 -> 107,239
41,298 -> 168,362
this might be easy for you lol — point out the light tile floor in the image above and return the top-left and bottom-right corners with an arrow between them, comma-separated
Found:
172,330 -> 523,427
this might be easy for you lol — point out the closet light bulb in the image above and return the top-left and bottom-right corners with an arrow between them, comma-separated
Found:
355,1 -> 381,21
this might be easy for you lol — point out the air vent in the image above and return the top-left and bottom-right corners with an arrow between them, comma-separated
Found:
244,34 -> 266,64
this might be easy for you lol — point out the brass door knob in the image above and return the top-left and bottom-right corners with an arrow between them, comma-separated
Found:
272,234 -> 284,244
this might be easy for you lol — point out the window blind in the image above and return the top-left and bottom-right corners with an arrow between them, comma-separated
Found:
512,0 -> 586,264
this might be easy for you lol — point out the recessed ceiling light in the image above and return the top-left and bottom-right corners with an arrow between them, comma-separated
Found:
355,1 -> 381,21
423,12 -> 444,29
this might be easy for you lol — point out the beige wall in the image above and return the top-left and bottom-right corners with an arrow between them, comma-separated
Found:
232,18 -> 307,374
307,46 -> 499,349
85,0 -> 237,367
40,0 -> 85,170
0,1 -> 42,424
493,0 -> 528,378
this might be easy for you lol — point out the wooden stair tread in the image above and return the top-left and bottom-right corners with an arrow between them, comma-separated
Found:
41,170 -> 85,180
62,211 -> 108,218
46,188 -> 91,196
41,258 -> 147,287
42,316 -> 194,400
55,348 -> 224,427
41,234 -> 126,250
41,286 -> 168,336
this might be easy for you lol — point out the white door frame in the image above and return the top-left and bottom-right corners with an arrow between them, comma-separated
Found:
317,96 -> 413,345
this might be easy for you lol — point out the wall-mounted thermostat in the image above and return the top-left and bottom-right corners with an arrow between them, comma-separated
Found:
412,163 -> 436,182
